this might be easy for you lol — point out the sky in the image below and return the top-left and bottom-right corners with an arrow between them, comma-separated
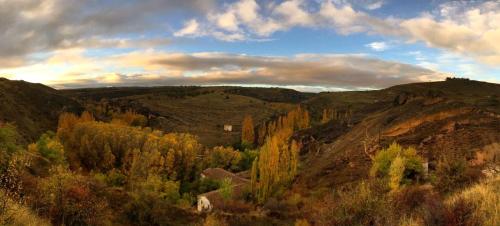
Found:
0,0 -> 499,92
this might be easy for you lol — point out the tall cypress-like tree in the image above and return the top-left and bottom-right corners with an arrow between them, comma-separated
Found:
241,115 -> 255,147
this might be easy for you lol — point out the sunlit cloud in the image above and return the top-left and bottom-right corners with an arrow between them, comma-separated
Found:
12,50 -> 446,90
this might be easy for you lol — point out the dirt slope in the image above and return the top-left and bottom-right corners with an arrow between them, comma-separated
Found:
295,79 -> 500,192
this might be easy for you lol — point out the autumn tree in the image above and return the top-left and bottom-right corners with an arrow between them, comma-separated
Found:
58,119 -> 202,182
205,146 -> 242,171
39,166 -> 110,225
111,110 -> 147,127
370,142 -> 424,191
251,135 -> 300,203
241,115 -> 255,147
256,123 -> 267,146
321,108 -> 337,124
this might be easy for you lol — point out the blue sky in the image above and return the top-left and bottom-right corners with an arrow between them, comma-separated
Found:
0,0 -> 499,91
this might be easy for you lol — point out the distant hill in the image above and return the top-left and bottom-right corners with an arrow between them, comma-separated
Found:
62,86 -> 306,147
0,78 -> 82,143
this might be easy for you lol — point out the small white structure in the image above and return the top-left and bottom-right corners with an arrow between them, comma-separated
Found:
196,168 -> 251,212
422,162 -> 429,176
197,196 -> 212,212
223,124 -> 233,132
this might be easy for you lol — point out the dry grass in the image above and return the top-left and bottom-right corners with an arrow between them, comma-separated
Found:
0,191 -> 50,226
445,175 -> 500,226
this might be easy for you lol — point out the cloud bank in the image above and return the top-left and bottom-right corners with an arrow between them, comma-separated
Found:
0,0 -> 214,67
28,51 -> 445,91
176,0 -> 500,65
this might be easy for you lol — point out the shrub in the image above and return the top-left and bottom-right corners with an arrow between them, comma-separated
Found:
205,146 -> 242,171
219,178 -> 233,201
204,214 -> 229,226
310,181 -> 394,226
444,175 -> 500,226
239,149 -> 258,170
39,166 -> 110,226
136,175 -> 180,204
371,142 -> 424,190
390,185 -> 439,216
295,218 -> 311,226
0,190 -> 51,226
0,124 -> 20,171
434,155 -> 482,193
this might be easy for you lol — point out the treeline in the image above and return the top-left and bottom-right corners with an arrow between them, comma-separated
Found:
245,106 -> 310,204
0,105 -> 313,225
0,110 -> 254,225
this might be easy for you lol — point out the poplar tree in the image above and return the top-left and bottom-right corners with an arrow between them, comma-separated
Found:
241,115 -> 255,147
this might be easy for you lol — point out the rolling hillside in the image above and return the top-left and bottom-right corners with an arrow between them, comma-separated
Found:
0,78 -> 82,143
295,78 -> 500,191
62,86 -> 303,147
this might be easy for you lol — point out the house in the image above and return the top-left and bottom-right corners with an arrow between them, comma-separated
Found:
197,168 -> 250,212
223,124 -> 233,132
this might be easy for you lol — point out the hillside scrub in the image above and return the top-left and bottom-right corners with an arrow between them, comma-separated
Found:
370,142 -> 425,190
445,175 -> 500,226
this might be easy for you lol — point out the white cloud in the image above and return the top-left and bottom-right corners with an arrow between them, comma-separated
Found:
365,41 -> 389,51
175,0 -> 500,66
365,1 -> 384,10
174,19 -> 202,37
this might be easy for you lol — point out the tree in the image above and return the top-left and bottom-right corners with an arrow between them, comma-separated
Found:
0,124 -> 19,171
389,155 -> 405,190
256,123 -> 267,146
241,115 -> 255,147
321,108 -> 337,124
252,135 -> 300,203
219,178 -> 233,201
370,142 -> 424,190
111,110 -> 147,127
205,146 -> 241,171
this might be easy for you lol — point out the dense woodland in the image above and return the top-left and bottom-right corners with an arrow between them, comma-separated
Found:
0,79 -> 499,226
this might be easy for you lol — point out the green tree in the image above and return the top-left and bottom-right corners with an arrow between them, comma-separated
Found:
206,146 -> 241,171
389,155 -> 405,190
0,124 -> 19,170
219,178 -> 233,201
370,142 -> 424,190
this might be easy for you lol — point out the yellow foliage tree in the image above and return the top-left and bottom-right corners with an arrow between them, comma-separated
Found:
241,115 -> 255,146
321,108 -> 337,124
252,134 -> 300,203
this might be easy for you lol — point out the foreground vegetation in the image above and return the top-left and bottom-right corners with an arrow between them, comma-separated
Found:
0,79 -> 498,225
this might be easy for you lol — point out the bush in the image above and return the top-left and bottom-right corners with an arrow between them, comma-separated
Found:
434,155 -> 482,193
0,124 -> 20,171
205,146 -> 242,171
310,181 -> 394,226
39,166 -> 110,226
390,185 -> 445,225
203,214 -> 228,226
239,149 -> 258,170
444,175 -> 500,226
371,142 -> 424,190
295,219 -> 311,226
0,190 -> 51,226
